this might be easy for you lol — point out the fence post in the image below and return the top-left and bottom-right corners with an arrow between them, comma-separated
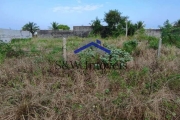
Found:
126,19 -> 128,37
157,38 -> 162,58
63,37 -> 67,61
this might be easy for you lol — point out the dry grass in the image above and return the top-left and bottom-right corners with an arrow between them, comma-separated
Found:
0,37 -> 180,120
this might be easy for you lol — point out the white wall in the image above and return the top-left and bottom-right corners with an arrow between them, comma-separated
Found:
145,29 -> 161,38
0,28 -> 32,43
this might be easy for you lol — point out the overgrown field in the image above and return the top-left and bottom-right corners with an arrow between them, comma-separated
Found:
0,36 -> 180,120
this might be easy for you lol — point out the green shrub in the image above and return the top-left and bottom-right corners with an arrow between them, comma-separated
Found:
134,28 -> 147,41
77,45 -> 132,69
100,27 -> 110,38
0,53 -> 5,63
11,38 -> 31,43
100,45 -> 132,69
50,46 -> 62,54
0,40 -> 13,63
160,20 -> 180,48
147,36 -> 159,49
78,47 -> 100,68
0,40 -> 26,63
30,45 -> 40,55
0,40 -> 13,54
123,40 -> 138,54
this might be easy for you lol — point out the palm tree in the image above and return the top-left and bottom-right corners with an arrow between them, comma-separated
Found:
135,21 -> 145,29
127,20 -> 136,36
51,22 -> 59,30
22,22 -> 39,37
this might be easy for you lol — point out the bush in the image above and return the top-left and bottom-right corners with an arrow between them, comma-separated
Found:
147,36 -> 159,50
78,47 -> 100,68
100,45 -> 132,69
0,40 -> 12,53
0,40 -> 13,63
0,40 -> 26,63
100,27 -> 110,38
76,45 -> 132,69
134,28 -> 148,41
11,38 -> 31,43
123,40 -> 138,54
160,20 -> 180,48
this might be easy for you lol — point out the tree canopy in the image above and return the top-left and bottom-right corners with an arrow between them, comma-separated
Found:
58,24 -> 70,30
104,9 -> 122,30
135,21 -> 145,29
22,22 -> 39,36
51,22 -> 59,30
160,19 -> 180,48
91,9 -> 145,38
50,22 -> 70,30
90,17 -> 102,35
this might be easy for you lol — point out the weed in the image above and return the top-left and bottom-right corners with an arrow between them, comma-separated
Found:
123,40 -> 138,53
167,74 -> 180,91
50,46 -> 62,54
101,45 -> 132,69
54,106 -> 61,114
30,45 -> 39,54
51,81 -> 61,91
147,36 -> 159,49
112,92 -> 129,108
0,37 -> 180,119
11,38 -> 31,43
162,99 -> 178,120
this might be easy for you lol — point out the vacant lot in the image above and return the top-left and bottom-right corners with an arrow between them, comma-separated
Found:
0,36 -> 180,120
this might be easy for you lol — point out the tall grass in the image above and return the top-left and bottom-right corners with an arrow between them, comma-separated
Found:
0,37 -> 180,120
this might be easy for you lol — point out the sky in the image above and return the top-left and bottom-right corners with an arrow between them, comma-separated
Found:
0,0 -> 180,30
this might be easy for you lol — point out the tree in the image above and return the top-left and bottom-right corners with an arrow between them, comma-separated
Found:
58,24 -> 70,30
116,16 -> 128,36
94,9 -> 146,38
127,21 -> 145,36
135,21 -> 145,29
91,17 -> 102,35
160,19 -> 173,43
127,21 -> 136,36
104,9 -> 127,37
100,26 -> 110,38
51,22 -> 59,30
160,19 -> 180,47
104,9 -> 122,30
22,22 -> 39,37
174,19 -> 180,27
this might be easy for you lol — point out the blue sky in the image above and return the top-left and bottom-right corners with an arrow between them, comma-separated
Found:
0,0 -> 180,30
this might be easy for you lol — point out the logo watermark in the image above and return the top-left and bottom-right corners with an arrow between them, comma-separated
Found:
56,61 -> 127,70
55,39 -> 128,70
74,39 -> 111,54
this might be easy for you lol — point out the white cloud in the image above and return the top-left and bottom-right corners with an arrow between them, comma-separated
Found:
53,4 -> 103,13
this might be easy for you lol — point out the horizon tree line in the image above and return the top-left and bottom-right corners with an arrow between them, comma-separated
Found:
21,9 -> 180,38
